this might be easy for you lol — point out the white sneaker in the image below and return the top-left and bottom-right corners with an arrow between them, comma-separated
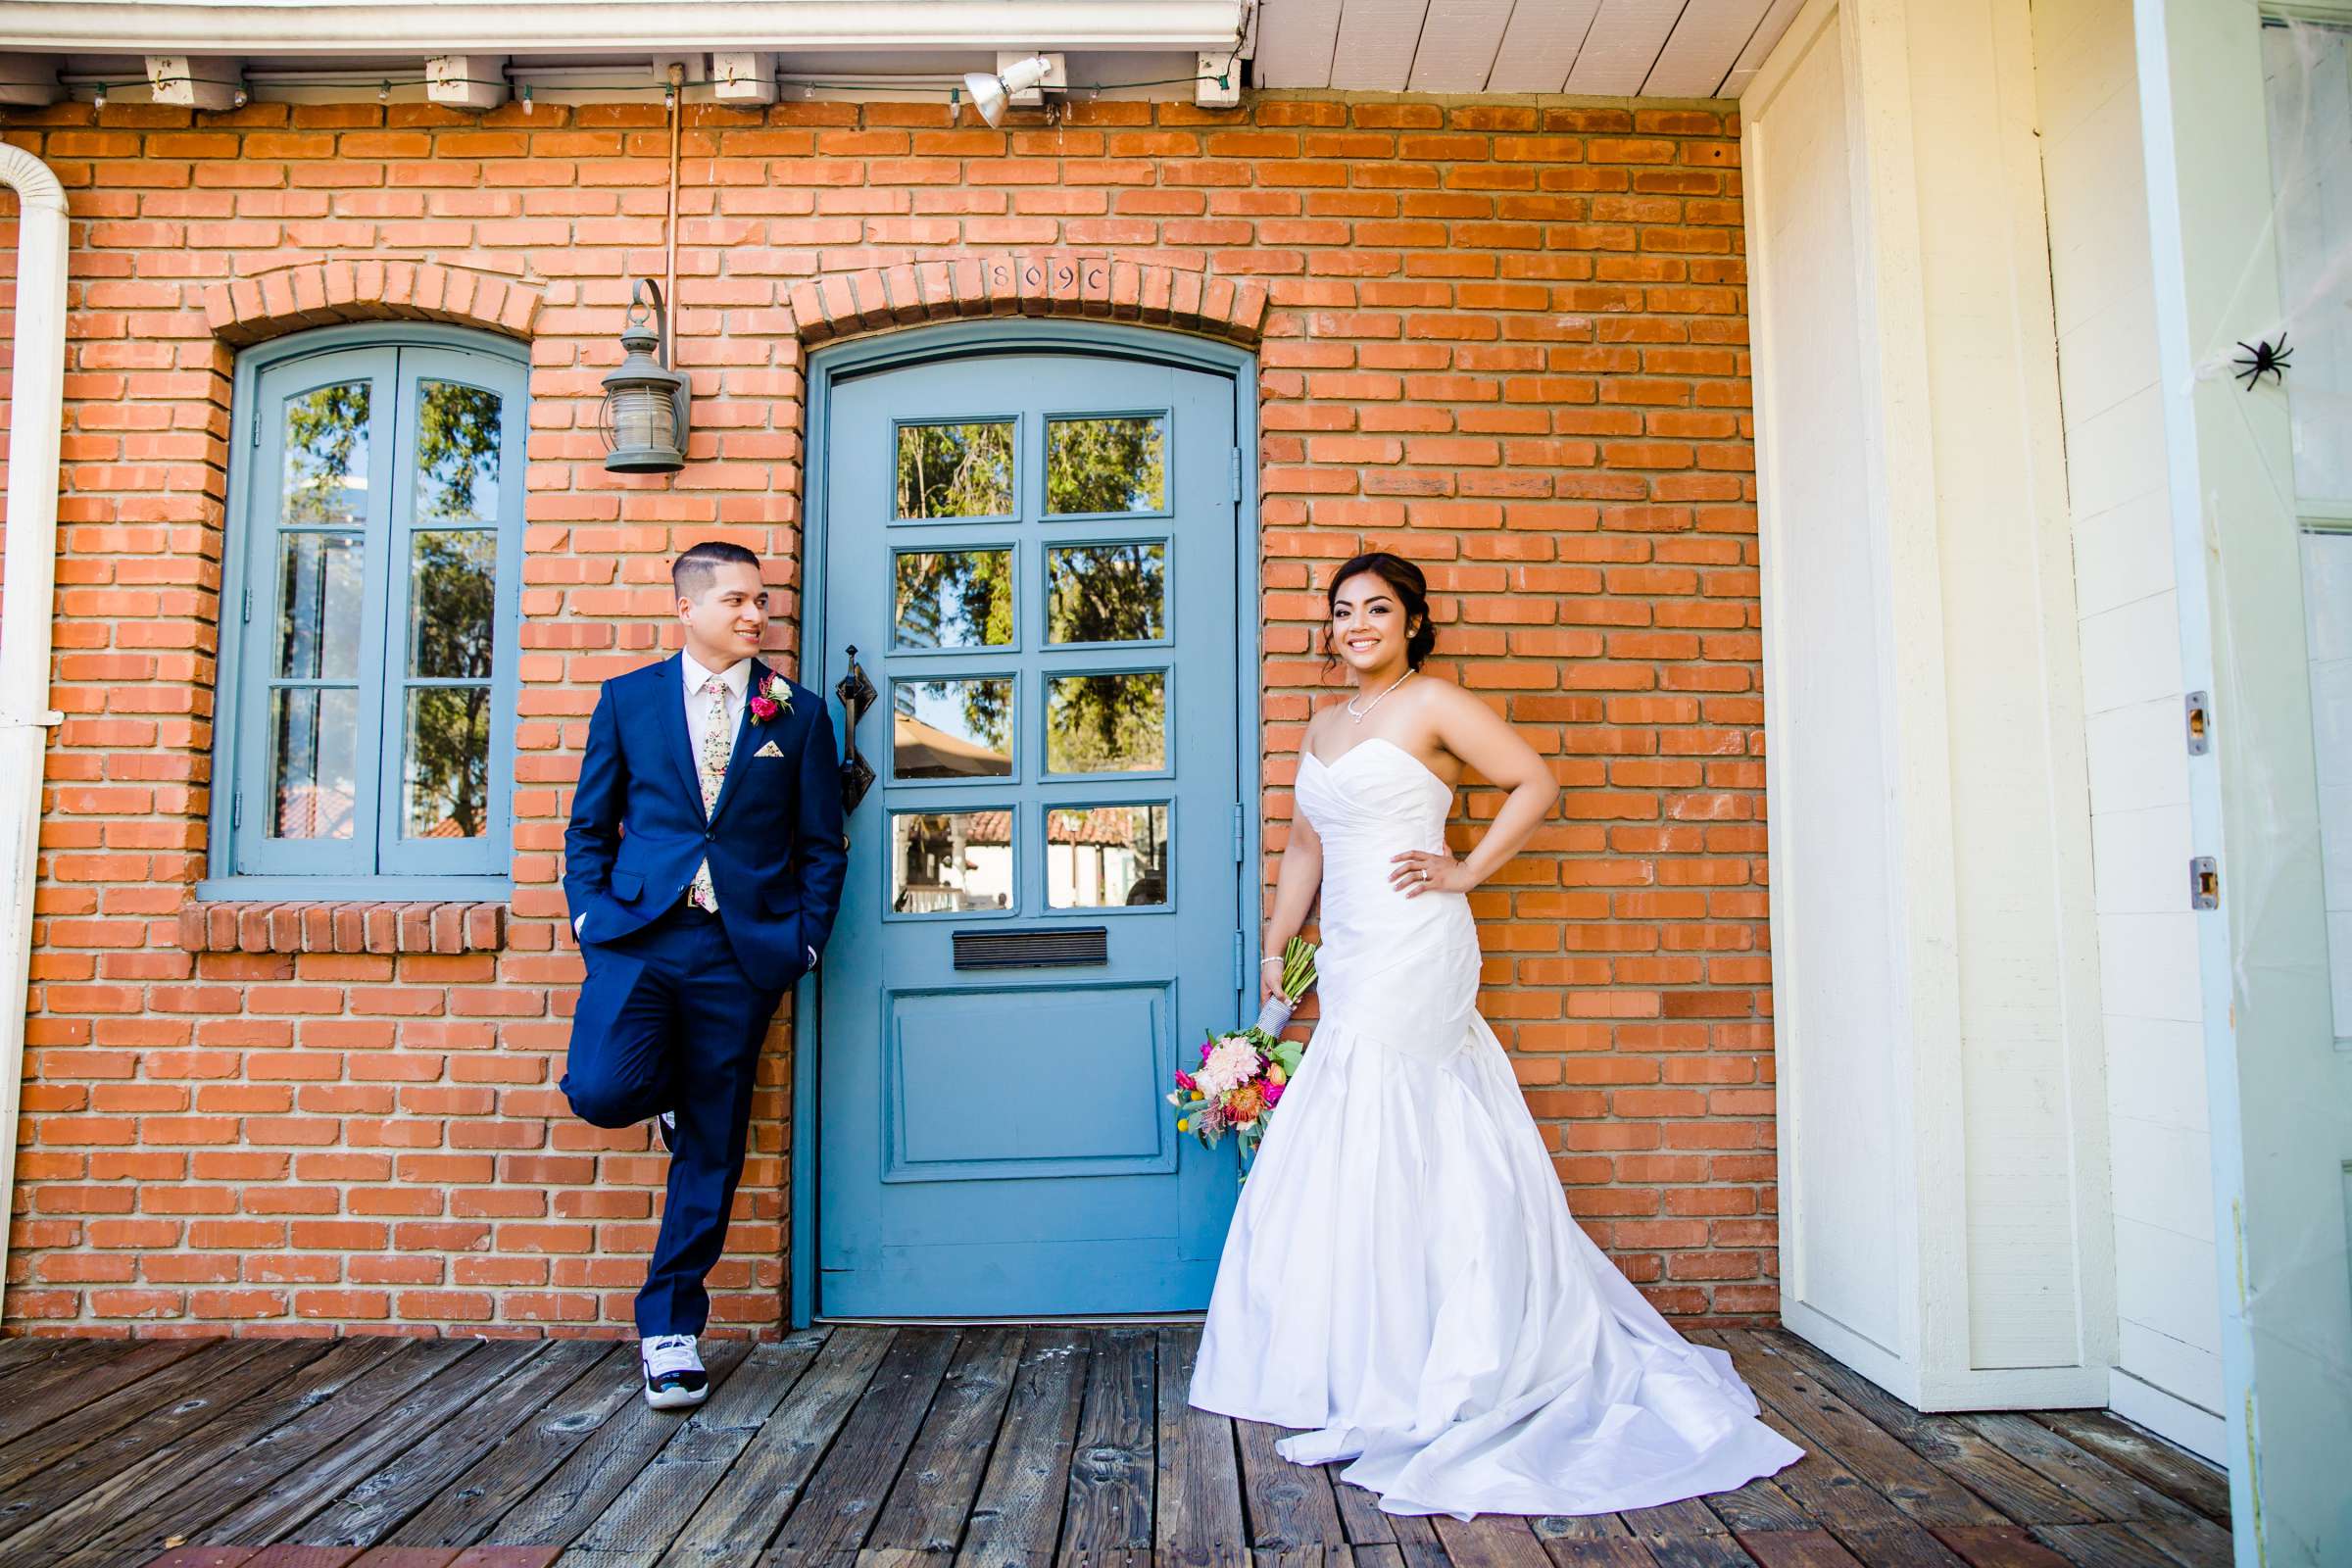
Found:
640,1333 -> 708,1408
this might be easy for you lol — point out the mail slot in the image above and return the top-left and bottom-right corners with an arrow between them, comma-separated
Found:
952,926 -> 1109,970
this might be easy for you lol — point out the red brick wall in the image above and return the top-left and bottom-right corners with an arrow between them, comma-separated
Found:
0,88 -> 1770,1337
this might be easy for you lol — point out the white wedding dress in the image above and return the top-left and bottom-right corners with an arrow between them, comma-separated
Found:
1189,736 -> 1802,1519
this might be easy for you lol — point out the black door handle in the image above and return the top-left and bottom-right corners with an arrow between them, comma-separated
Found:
835,644 -> 878,815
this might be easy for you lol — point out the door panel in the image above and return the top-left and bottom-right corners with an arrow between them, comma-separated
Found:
817,348 -> 1244,1318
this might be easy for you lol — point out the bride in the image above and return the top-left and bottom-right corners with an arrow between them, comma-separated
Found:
1189,552 -> 1802,1520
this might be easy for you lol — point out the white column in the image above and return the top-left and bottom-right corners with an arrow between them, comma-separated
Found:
1743,0 -> 2115,1407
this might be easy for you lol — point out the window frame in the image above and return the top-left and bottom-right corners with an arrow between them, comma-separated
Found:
201,323 -> 527,902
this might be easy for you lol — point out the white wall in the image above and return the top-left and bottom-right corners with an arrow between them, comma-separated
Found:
2032,0 -> 2225,1460
1747,0 -> 2114,1410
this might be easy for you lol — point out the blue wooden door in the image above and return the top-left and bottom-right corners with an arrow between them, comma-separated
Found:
815,345 -> 1245,1317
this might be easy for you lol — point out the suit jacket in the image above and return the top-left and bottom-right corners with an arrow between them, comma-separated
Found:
564,654 -> 848,992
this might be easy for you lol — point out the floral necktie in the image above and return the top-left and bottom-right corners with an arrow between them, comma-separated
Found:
688,675 -> 730,910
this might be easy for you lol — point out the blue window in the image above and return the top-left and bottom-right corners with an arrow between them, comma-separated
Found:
205,326 -> 526,899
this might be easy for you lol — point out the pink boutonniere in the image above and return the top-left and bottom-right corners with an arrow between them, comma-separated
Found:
749,670 -> 792,725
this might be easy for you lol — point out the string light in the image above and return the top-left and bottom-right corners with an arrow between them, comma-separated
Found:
521,84 -> 533,114
378,79 -> 390,103
90,88 -> 104,111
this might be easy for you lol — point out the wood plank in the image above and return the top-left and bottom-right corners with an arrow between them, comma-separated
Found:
2115,1516 -> 2230,1568
1252,1549 -> 1352,1568
1384,1515 -> 1450,1568
1641,0 -> 1775,96
292,1343 -> 620,1549
0,1336 -> 200,1444
1059,1329 -> 1156,1559
1707,1333 -> 2003,1529
1252,0 -> 1343,88
1701,1465 -> 1817,1540
1634,1536 -> 1759,1568
55,1340 -> 482,1568
2022,1413 -> 2228,1524
1403,0 -> 1515,92
1563,0 -> 1686,96
392,1342 -> 658,1548
1757,1335 -> 2096,1527
1434,1512 -> 1554,1568
956,1330 -> 1093,1568
1959,1416 -> 2201,1525
1730,1532 -> 1864,1568
1236,1420 -> 1347,1552
1819,1525 -> 1968,1568
1488,0 -> 1604,92
1154,1328 -> 1249,1568
210,1341 -> 551,1546
0,1333 -> 80,1371
571,1329 -> 857,1561
1723,0 -> 1807,96
1535,1514 -> 1632,1542
761,1328 -> 960,1565
1618,1500 -> 1725,1547
0,1341 -> 334,1540
2025,1524 -> 2175,1568
1926,1526 -> 2076,1568
0,1339 -> 289,1491
1538,1542 -> 1660,1567
863,1326 -> 1024,1560
0,1337 -> 397,1563
1326,0 -> 1430,92
469,1339 -> 758,1551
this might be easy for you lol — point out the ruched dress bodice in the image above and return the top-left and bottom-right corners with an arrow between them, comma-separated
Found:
1298,738 -> 1480,1063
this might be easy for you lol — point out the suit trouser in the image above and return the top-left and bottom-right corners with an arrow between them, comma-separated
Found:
560,902 -> 783,1337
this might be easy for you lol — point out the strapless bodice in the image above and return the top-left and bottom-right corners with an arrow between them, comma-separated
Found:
1297,737 -> 1479,1057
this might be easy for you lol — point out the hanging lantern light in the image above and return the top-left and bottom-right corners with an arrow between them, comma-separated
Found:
599,279 -> 690,474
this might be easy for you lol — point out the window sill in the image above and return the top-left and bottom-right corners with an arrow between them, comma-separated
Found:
176,899 -> 508,955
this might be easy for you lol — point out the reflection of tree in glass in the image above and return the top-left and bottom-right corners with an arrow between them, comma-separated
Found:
407,688 -> 490,837
282,383 -> 370,525
1049,416 -> 1163,514
1048,544 -> 1164,643
1050,673 -> 1165,772
898,423 -> 1014,518
415,382 -> 503,523
406,531 -> 495,836
896,551 -> 1013,648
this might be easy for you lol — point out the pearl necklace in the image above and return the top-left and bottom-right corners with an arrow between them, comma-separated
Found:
1346,668 -> 1414,724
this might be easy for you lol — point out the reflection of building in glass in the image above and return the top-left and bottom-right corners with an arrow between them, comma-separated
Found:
1047,806 -> 1168,907
892,710 -> 1010,778
274,783 -> 357,840
891,811 -> 1013,912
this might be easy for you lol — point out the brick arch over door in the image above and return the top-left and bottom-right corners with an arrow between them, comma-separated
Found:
786,258 -> 1268,346
202,261 -> 544,348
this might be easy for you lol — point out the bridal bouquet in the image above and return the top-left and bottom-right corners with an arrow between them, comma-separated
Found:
1169,938 -> 1318,1171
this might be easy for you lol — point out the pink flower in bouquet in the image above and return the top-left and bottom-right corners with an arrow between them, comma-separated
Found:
1263,1080 -> 1283,1107
1174,1069 -> 1198,1094
1194,1036 -> 1262,1098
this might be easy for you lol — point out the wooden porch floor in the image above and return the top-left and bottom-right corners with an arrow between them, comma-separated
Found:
0,1325 -> 2228,1568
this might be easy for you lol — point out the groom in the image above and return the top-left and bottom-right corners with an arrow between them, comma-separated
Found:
562,540 -> 846,1408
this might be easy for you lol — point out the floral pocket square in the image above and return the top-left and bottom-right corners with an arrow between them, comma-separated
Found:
754,740 -> 787,760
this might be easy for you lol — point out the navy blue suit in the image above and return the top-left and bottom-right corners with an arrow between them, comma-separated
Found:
560,654 -> 846,1336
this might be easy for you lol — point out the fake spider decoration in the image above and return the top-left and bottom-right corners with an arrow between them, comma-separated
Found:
2233,333 -> 2292,389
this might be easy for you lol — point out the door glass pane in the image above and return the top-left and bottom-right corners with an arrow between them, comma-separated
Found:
269,687 -> 360,840
1047,543 -> 1167,643
413,380 -> 504,524
2304,530 -> 2352,1039
410,531 -> 497,678
895,549 -> 1013,649
1047,671 -> 1166,774
1047,804 -> 1170,907
276,533 -> 365,680
1047,416 -> 1165,514
2264,24 -> 2352,507
897,420 -> 1015,518
890,809 -> 1013,911
280,382 -> 370,526
404,687 -> 491,838
892,677 -> 1013,779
